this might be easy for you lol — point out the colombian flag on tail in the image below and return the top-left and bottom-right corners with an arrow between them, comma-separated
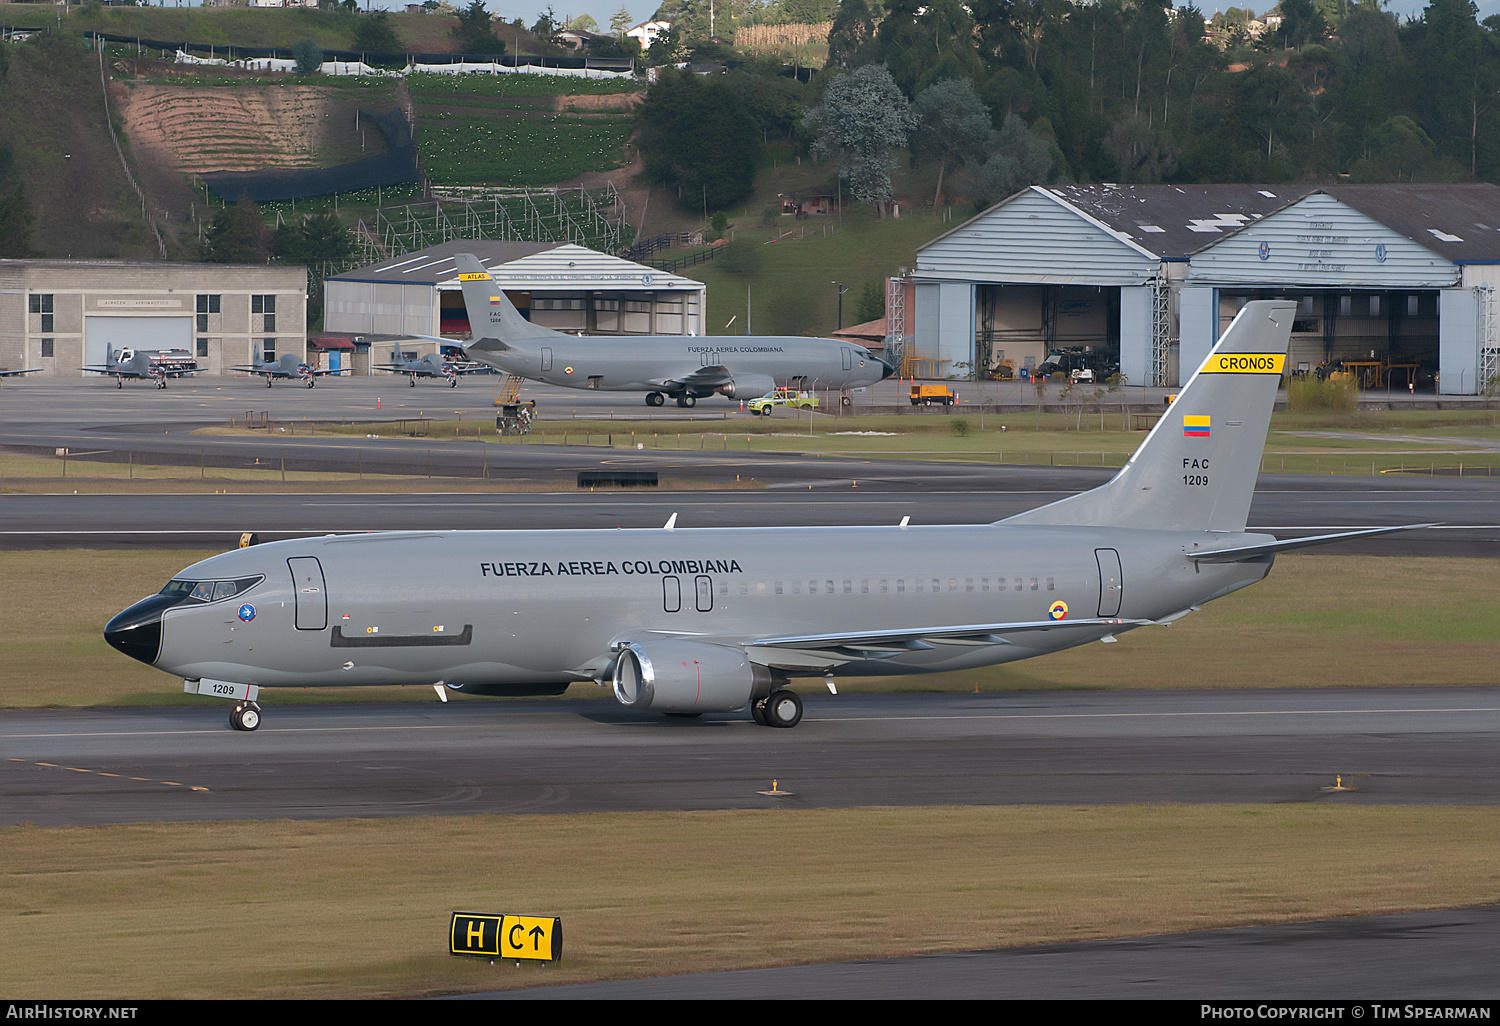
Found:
1183,415 -> 1211,438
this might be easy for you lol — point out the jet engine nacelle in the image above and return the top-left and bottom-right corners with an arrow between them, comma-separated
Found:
719,374 -> 775,400
612,640 -> 771,713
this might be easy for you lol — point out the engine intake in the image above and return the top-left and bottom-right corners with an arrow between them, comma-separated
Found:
718,374 -> 775,400
612,640 -> 771,713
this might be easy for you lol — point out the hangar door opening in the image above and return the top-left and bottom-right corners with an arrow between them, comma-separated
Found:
975,285 -> 1120,381
84,316 -> 193,367
1217,290 -> 1439,391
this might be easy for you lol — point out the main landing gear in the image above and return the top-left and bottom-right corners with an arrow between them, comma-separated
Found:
229,701 -> 262,731
645,391 -> 665,406
751,689 -> 803,728
676,395 -> 696,408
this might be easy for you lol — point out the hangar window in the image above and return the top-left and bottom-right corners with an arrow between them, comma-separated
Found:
262,339 -> 276,362
30,293 -> 53,332
197,338 -> 209,358
40,339 -> 53,358
1408,295 -> 1420,317
253,295 -> 277,332
1339,296 -> 1353,317
1369,296 -> 1381,317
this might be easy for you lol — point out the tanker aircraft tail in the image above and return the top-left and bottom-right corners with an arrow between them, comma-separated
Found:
1006,300 -> 1430,556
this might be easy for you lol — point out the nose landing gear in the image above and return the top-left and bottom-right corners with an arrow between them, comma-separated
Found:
229,702 -> 262,731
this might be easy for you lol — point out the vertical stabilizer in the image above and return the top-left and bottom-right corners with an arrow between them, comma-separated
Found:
452,253 -> 562,346
1002,300 -> 1295,533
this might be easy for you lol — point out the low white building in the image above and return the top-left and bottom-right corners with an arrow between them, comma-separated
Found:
626,19 -> 672,49
324,240 -> 706,340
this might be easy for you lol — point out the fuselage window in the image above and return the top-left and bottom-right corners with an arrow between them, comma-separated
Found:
896,579 -> 905,594
843,580 -> 852,594
775,581 -> 783,595
880,580 -> 888,594
740,582 -> 748,596
982,578 -> 990,592
825,580 -> 834,594
1030,578 -> 1039,591
1047,577 -> 1055,591
757,582 -> 766,596
966,579 -> 974,592
1015,579 -> 1023,592
933,579 -> 942,592
860,580 -> 869,594
212,581 -> 239,601
189,582 -> 214,602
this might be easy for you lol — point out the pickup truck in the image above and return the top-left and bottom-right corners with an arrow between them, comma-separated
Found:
910,384 -> 956,406
747,389 -> 819,415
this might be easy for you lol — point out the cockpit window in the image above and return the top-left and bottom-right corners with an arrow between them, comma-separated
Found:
161,576 -> 264,603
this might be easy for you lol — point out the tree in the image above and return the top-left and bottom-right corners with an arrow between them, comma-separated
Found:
977,114 -> 1053,203
611,6 -> 634,38
804,64 -> 918,217
647,25 -> 686,64
450,0 -> 507,55
828,0 -> 881,69
291,39 -> 323,75
203,199 -> 269,264
0,182 -> 39,258
912,77 -> 994,212
637,68 -> 764,210
352,11 -> 403,54
532,6 -> 560,39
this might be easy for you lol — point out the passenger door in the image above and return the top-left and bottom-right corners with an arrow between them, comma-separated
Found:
288,557 -> 327,631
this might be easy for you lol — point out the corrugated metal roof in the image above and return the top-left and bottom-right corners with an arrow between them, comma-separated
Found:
1045,184 -> 1316,258
468,244 -> 705,290
329,240 -> 703,291
1323,184 -> 1500,263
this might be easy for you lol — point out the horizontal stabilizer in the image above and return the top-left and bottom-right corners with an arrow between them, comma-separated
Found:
1188,524 -> 1438,563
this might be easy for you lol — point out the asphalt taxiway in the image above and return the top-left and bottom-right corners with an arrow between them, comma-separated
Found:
4,688 -> 1496,827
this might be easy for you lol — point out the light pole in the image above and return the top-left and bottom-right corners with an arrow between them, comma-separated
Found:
832,281 -> 850,330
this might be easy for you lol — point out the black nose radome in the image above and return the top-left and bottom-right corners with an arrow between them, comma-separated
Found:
104,595 -> 180,666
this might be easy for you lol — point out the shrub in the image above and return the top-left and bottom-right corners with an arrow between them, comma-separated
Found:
1285,375 -> 1358,413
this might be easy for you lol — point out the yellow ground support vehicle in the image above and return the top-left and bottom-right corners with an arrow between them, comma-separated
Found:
747,389 -> 820,415
910,384 -> 957,406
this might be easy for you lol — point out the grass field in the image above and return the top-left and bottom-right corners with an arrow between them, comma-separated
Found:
3,806 -> 1498,997
416,112 -> 634,185
2,549 -> 1496,710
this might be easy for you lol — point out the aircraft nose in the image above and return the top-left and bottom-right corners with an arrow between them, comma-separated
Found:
103,594 -> 179,666
878,356 -> 896,380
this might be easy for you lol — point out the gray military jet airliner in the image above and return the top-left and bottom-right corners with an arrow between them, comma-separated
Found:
104,301 -> 1426,731
420,253 -> 892,407
81,348 -> 197,389
233,353 -> 340,388
373,351 -> 485,388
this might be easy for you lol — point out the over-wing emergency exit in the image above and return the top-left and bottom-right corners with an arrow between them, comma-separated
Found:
104,302 -> 1428,731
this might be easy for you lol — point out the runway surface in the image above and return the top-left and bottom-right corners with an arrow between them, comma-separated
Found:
481,905 -> 1500,999
5,688 -> 1496,827
4,380 -> 1498,555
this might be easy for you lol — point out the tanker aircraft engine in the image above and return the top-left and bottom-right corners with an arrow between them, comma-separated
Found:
103,302 -> 1429,730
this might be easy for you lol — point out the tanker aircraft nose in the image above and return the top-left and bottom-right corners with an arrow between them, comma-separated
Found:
877,356 -> 896,380
104,594 -> 178,666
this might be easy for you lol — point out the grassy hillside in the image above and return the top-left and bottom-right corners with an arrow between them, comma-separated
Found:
669,146 -> 957,336
0,31 -> 156,260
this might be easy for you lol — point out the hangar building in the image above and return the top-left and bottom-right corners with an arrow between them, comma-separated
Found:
0,260 -> 307,378
912,184 -> 1500,393
323,240 -> 706,341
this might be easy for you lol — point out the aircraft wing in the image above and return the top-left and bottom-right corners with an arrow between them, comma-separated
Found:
230,365 -> 272,375
0,368 -> 42,377
654,365 -> 734,391
1187,524 -> 1438,563
746,617 -> 1151,662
